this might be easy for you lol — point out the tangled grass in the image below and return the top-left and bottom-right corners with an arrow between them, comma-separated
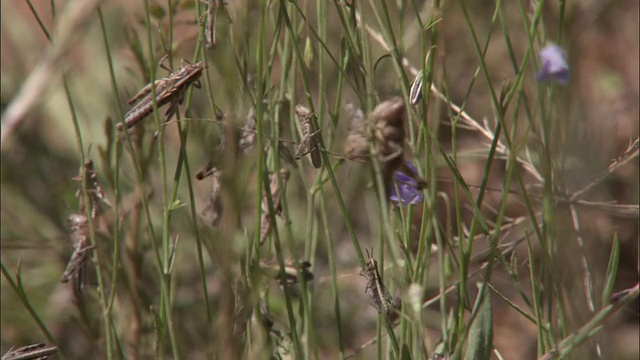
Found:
1,0 -> 638,359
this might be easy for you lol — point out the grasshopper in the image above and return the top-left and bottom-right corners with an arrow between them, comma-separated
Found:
118,56 -> 206,132
73,157 -> 112,219
59,214 -> 94,289
360,249 -> 399,320
200,0 -> 226,49
294,105 -> 322,168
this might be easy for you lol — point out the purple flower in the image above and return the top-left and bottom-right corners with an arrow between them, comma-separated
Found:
536,45 -> 570,84
390,161 -> 425,205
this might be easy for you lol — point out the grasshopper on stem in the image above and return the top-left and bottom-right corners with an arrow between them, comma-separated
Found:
294,105 -> 322,168
118,56 -> 206,132
199,0 -> 227,49
360,249 -> 399,320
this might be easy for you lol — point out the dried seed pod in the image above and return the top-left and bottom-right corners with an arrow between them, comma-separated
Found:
344,102 -> 370,161
371,98 -> 427,195
260,169 -> 290,245
201,169 -> 223,227
372,97 -> 406,164
60,214 -> 94,285
294,105 -> 322,168
360,249 -> 399,320
372,98 -> 408,195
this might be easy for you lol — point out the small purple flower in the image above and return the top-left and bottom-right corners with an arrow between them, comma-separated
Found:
390,161 -> 425,205
536,45 -> 570,84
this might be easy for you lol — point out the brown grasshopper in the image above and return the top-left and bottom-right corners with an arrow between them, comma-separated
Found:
360,249 -> 399,320
118,56 -> 206,132
294,105 -> 322,168
199,0 -> 226,49
59,214 -> 94,287
73,157 -> 112,219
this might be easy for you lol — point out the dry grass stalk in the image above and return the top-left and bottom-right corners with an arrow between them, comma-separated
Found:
1,343 -> 58,360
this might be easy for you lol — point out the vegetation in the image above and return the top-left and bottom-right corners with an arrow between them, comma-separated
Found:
1,0 -> 638,359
